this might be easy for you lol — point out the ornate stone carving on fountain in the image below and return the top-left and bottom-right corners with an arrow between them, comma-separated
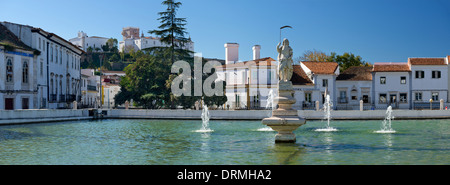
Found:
262,38 -> 306,143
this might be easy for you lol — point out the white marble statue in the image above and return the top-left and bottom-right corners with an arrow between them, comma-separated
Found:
277,38 -> 294,83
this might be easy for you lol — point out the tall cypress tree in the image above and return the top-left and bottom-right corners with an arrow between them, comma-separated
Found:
149,0 -> 190,64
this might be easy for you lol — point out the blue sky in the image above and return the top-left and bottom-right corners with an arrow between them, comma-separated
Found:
1,0 -> 449,63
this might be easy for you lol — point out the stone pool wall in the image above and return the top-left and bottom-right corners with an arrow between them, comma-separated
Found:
1,109 -> 449,125
105,109 -> 450,120
0,109 -> 90,125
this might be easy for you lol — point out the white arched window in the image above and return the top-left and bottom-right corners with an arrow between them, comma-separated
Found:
22,60 -> 29,83
6,57 -> 13,83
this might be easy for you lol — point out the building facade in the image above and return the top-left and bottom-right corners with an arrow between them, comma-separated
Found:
101,71 -> 124,109
0,23 -> 37,110
119,27 -> 194,53
216,43 -> 277,109
409,57 -> 449,109
69,31 -> 110,52
371,62 -> 411,109
81,69 -> 101,108
336,66 -> 373,110
296,61 -> 339,110
1,22 -> 84,110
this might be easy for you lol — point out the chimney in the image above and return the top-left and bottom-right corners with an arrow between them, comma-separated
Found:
224,43 -> 239,64
252,45 -> 261,60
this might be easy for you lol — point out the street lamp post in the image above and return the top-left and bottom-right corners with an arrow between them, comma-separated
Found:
429,99 -> 433,110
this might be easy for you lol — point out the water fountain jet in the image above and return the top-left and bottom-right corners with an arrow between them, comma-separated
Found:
258,89 -> 276,131
375,106 -> 396,134
195,104 -> 214,133
315,94 -> 338,132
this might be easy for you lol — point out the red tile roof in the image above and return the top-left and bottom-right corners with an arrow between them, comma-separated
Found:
373,62 -> 411,72
408,58 -> 447,65
301,61 -> 339,74
292,65 -> 313,85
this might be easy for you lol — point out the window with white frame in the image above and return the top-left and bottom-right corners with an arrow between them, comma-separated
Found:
415,92 -> 422,101
339,91 -> 347,103
400,76 -> 406,84
380,77 -> 386,84
22,60 -> 29,83
323,79 -> 328,87
399,93 -> 407,103
415,71 -> 424,78
305,92 -> 312,103
432,92 -> 439,101
432,71 -> 441,79
379,94 -> 387,103
6,56 -> 13,83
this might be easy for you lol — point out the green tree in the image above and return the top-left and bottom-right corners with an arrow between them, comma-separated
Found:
114,0 -> 227,109
117,51 -> 173,109
295,49 -> 329,64
328,52 -> 370,72
106,38 -> 118,52
87,46 -> 93,53
148,0 -> 190,64
101,43 -> 110,52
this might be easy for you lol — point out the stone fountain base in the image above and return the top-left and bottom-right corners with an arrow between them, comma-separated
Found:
262,81 -> 306,143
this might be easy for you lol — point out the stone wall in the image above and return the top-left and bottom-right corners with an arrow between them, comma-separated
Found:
1,109 -> 449,125
106,109 -> 450,120
0,109 -> 89,125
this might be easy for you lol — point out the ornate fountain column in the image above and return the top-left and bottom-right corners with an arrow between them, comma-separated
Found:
262,39 -> 306,143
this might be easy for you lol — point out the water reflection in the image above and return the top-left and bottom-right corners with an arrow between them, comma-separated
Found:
270,143 -> 306,165
0,119 -> 448,164
322,132 -> 335,163
383,134 -> 394,147
381,133 -> 395,163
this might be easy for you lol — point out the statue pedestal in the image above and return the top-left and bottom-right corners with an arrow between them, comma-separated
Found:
262,81 -> 306,143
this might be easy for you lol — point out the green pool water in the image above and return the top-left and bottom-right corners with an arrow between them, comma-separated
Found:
0,119 -> 448,165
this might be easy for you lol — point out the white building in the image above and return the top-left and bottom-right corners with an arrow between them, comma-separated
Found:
102,84 -> 120,109
372,62 -> 411,109
0,23 -> 37,110
81,69 -> 101,108
336,66 -> 373,110
100,71 -> 124,108
216,43 -> 277,109
69,31 -> 110,52
409,57 -> 449,109
291,65 -> 315,110
119,27 -> 194,53
1,21 -> 84,110
295,61 -> 339,110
